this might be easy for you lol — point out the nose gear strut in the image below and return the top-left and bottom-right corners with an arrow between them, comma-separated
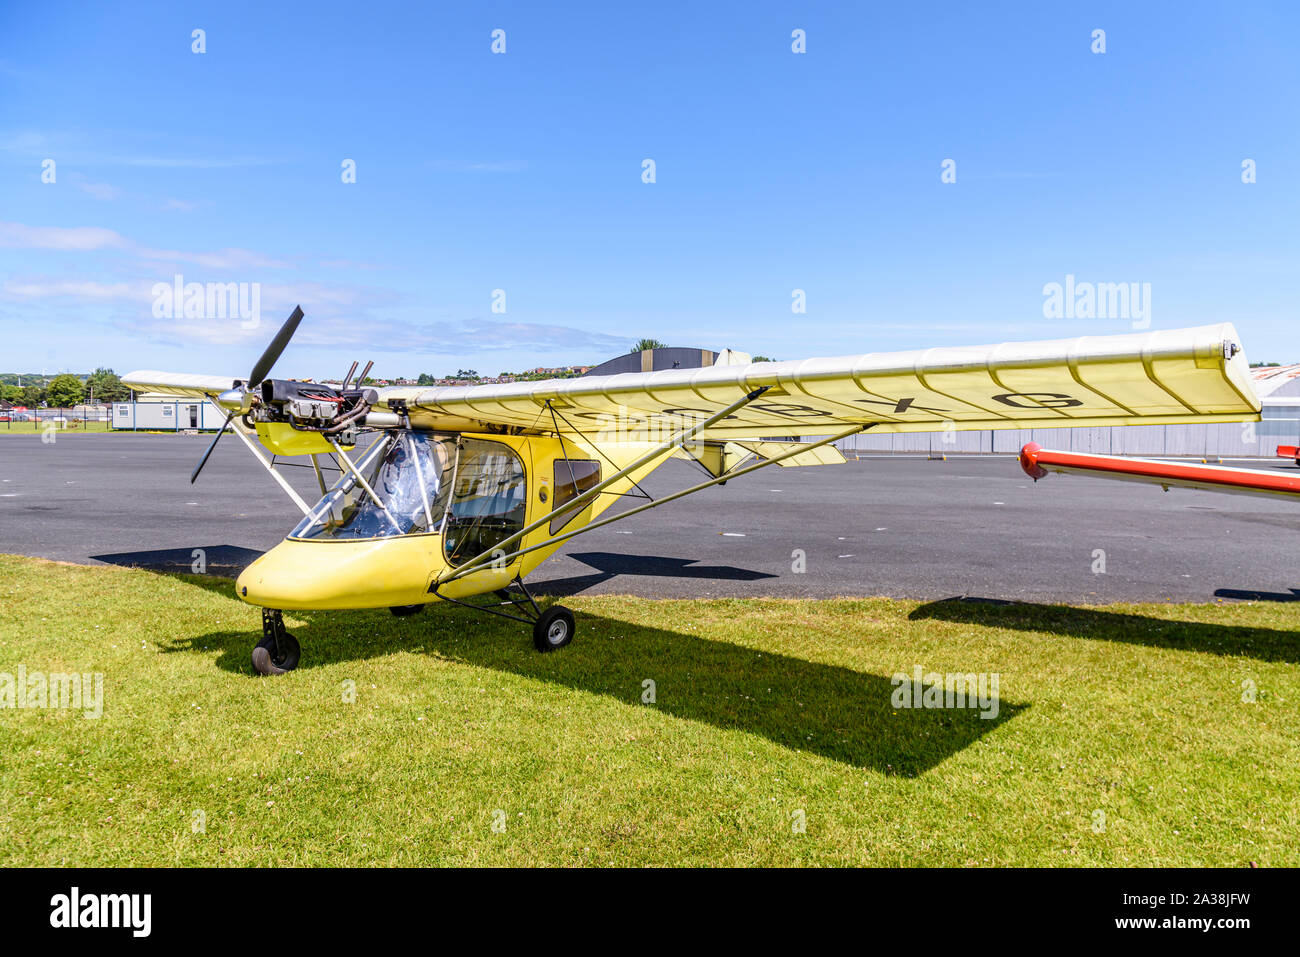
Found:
252,608 -> 301,675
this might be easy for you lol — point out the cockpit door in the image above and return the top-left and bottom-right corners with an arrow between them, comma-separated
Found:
442,437 -> 530,568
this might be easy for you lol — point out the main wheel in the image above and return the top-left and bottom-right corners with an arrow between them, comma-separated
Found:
532,606 -> 575,652
252,631 -> 301,675
389,604 -> 424,617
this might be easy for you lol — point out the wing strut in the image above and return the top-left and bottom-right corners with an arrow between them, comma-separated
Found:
221,408 -> 313,516
433,421 -> 872,588
545,399 -> 654,502
438,386 -> 772,583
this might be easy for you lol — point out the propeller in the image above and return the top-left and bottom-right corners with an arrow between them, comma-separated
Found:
191,411 -> 236,484
190,305 -> 304,484
248,305 -> 304,387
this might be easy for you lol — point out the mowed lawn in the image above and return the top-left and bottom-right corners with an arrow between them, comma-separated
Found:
1,553 -> 1297,867
0,422 -> 114,434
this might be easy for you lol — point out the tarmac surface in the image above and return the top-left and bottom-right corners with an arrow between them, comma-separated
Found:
3,432 -> 1300,605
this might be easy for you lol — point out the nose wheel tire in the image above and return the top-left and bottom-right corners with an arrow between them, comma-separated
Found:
252,632 -> 300,674
253,609 -> 300,675
532,606 -> 575,652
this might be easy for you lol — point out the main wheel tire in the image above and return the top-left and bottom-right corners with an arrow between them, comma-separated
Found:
532,605 -> 575,652
389,604 -> 425,617
252,631 -> 301,675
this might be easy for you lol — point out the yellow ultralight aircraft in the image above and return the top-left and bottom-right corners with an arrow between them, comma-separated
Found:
124,307 -> 1261,674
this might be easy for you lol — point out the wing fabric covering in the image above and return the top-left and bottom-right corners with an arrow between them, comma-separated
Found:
379,324 -> 1260,439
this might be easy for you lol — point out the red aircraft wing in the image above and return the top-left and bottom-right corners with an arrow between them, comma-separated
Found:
1020,442 -> 1300,501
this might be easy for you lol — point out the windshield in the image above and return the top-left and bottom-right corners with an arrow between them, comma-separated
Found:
290,432 -> 457,540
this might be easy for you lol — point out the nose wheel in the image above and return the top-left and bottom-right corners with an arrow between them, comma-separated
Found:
253,609 -> 300,675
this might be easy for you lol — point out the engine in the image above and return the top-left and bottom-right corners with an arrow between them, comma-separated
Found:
254,379 -> 378,442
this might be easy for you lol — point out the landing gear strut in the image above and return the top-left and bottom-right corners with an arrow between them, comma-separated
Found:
252,608 -> 300,675
431,577 -> 576,653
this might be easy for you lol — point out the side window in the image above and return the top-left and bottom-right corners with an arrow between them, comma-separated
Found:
551,459 -> 602,534
443,439 -> 527,566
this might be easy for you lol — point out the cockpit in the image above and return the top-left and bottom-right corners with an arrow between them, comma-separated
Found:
290,432 -> 528,565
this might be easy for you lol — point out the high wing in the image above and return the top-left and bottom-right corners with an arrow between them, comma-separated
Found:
123,322 -> 1261,439
120,371 -> 241,400
377,323 -> 1260,438
1020,443 -> 1300,501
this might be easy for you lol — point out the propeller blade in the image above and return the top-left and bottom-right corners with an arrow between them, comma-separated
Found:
248,305 -> 304,386
191,411 -> 236,484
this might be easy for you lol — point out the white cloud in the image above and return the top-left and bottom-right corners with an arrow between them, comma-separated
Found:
2,279 -> 138,301
321,316 -> 626,354
0,220 -> 291,270
0,221 -> 125,251
0,131 -> 277,168
318,258 -> 386,271
161,198 -> 203,213
0,221 -> 626,363
116,315 -> 270,348
135,246 -> 292,270
0,130 -> 47,152
69,174 -> 122,201
116,309 -> 626,357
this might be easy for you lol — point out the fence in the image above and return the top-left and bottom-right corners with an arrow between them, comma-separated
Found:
0,406 -> 113,432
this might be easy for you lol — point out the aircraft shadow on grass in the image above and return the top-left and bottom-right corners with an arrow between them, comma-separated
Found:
530,550 -> 778,596
910,596 -> 1300,665
165,574 -> 1021,776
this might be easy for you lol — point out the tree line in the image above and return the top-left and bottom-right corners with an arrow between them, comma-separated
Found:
0,369 -> 130,408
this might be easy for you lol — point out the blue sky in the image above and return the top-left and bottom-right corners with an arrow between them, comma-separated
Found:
1,0 -> 1297,379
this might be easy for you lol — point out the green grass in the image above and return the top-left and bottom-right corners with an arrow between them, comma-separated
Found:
0,420 -> 114,434
1,553 -> 1296,866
